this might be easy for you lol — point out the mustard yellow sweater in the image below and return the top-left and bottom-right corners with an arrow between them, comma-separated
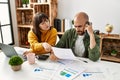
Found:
28,28 -> 57,54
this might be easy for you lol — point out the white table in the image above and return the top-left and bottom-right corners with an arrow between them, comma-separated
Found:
0,51 -> 120,80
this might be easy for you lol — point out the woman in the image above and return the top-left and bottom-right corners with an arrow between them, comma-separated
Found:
27,12 -> 57,54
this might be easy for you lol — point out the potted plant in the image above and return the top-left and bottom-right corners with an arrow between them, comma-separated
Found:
111,49 -> 118,56
22,0 -> 29,8
9,55 -> 23,71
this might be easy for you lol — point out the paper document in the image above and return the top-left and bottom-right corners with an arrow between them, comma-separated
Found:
53,60 -> 86,80
73,63 -> 113,80
52,47 -> 77,60
31,62 -> 60,80
14,47 -> 29,55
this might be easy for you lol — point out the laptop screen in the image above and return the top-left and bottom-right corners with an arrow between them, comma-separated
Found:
0,43 -> 18,57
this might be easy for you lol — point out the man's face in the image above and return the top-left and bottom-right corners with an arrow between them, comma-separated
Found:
74,18 -> 87,35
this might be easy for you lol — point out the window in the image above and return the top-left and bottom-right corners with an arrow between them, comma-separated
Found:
0,0 -> 14,45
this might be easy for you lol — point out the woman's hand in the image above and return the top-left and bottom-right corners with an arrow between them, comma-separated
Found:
23,50 -> 32,57
42,42 -> 52,52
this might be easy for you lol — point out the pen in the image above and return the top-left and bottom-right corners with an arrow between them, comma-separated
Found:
78,58 -> 88,63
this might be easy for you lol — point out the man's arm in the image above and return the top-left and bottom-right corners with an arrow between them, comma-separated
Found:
88,35 -> 100,61
89,33 -> 96,49
86,25 -> 100,61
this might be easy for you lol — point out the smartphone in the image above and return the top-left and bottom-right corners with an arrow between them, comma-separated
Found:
85,21 -> 90,35
85,21 -> 90,26
36,55 -> 49,60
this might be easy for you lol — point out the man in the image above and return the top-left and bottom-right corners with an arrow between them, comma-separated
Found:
50,12 -> 100,61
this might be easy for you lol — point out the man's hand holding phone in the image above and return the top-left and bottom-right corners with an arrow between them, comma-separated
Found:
85,21 -> 94,36
85,21 -> 96,49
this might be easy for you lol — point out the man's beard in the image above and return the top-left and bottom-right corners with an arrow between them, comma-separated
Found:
77,31 -> 85,35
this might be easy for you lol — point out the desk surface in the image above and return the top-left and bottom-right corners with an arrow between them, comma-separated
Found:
0,51 -> 120,80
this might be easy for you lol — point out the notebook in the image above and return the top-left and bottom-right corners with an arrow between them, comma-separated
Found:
0,43 -> 27,61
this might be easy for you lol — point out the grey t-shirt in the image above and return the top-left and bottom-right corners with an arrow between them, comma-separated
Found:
74,35 -> 85,57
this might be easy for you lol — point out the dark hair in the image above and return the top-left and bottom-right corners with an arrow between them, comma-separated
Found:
32,12 -> 49,42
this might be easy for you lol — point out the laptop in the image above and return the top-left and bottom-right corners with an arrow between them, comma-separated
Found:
0,43 -> 27,61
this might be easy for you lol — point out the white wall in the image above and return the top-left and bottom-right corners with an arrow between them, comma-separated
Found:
58,0 -> 120,34
10,0 -> 120,45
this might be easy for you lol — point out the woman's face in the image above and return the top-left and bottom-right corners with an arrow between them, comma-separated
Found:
39,19 -> 50,30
